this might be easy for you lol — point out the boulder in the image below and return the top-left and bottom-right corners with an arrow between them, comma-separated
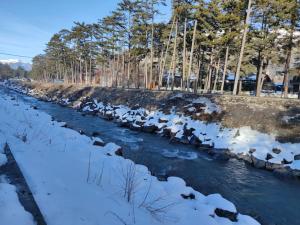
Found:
183,126 -> 195,137
118,120 -> 130,128
208,149 -> 230,160
266,162 -> 283,171
60,122 -> 68,128
130,123 -> 142,131
294,154 -> 300,160
215,208 -> 238,222
282,158 -> 292,164
78,130 -> 85,135
236,153 -> 252,164
150,171 -> 168,181
93,140 -> 105,147
159,118 -> 168,123
251,156 -> 266,169
115,148 -> 123,157
135,120 -> 145,127
181,193 -> 195,200
162,127 -> 172,137
189,135 -> 202,146
272,148 -> 281,154
170,135 -> 189,144
179,136 -> 190,144
266,153 -> 274,161
142,124 -> 158,133
249,148 -> 256,154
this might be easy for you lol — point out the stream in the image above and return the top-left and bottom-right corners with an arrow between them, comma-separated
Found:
3,87 -> 300,225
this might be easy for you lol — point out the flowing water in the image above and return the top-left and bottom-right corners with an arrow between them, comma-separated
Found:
3,87 -> 300,225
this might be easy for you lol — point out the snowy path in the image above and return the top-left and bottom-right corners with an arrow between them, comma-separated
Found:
0,91 -> 260,225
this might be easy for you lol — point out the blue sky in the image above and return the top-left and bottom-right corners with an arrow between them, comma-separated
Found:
0,0 -> 170,63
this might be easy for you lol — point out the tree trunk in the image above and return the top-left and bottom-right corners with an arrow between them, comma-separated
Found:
171,20 -> 178,91
187,20 -> 198,92
159,17 -> 176,89
256,58 -> 264,97
213,58 -> 221,92
205,50 -> 214,92
144,60 -> 148,89
89,58 -> 92,84
85,61 -> 88,85
221,46 -> 229,94
238,79 -> 242,94
79,59 -> 82,84
136,62 -> 139,89
127,52 -> 131,88
233,0 -> 252,95
182,18 -> 187,91
283,42 -> 293,98
122,52 -> 125,88
149,10 -> 154,89
194,58 -> 201,93
197,49 -> 205,93
283,2 -> 297,98
158,49 -> 164,90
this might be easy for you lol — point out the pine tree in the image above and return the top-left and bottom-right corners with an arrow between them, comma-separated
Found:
279,0 -> 300,98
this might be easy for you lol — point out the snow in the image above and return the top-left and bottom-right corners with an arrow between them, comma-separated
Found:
0,60 -> 32,71
61,98 -> 70,105
0,177 -> 36,225
0,89 -> 260,224
0,153 -> 7,166
191,97 -> 221,114
0,59 -> 20,64
0,141 -> 7,166
259,92 -> 299,99
290,160 -> 300,170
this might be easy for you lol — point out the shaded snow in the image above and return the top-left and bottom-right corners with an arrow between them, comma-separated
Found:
0,177 -> 36,225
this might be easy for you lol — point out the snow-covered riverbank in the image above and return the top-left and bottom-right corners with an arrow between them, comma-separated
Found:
77,96 -> 300,177
3,80 -> 300,178
0,85 -> 260,224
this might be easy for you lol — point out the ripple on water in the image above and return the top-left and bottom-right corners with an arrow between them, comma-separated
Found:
161,149 -> 198,160
115,135 -> 144,143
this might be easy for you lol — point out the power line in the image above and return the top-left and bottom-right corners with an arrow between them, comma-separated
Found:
0,52 -> 33,59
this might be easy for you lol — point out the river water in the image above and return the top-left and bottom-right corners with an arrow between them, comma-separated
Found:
3,87 -> 300,225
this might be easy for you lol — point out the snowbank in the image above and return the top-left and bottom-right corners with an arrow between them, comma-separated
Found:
0,179 -> 36,225
0,148 -> 35,225
79,98 -> 300,175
